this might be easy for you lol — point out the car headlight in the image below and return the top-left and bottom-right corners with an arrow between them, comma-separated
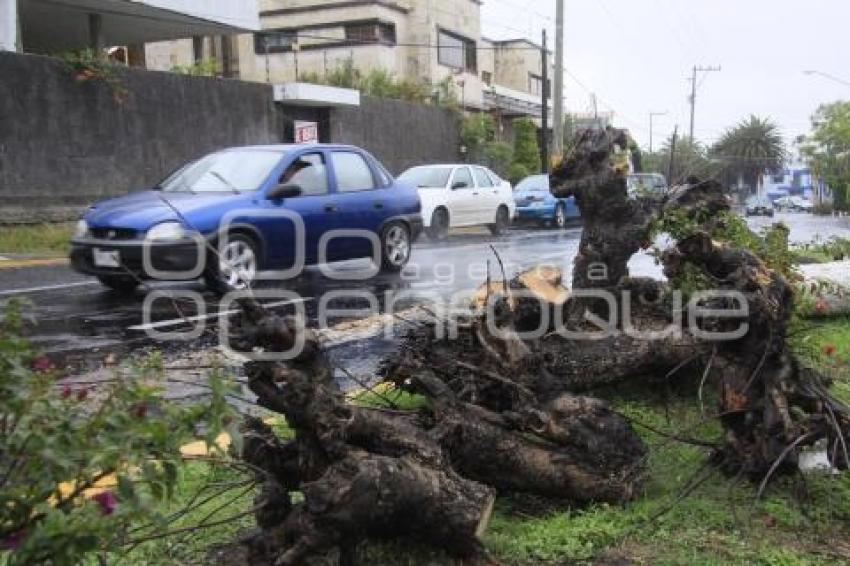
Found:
74,220 -> 89,239
146,222 -> 187,241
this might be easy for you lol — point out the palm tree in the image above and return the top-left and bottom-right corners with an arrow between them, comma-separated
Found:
712,115 -> 786,193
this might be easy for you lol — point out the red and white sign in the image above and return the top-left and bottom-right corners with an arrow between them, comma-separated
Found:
294,121 -> 319,144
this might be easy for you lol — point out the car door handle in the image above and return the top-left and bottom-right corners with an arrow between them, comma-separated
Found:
373,202 -> 384,210
473,192 -> 479,196
324,204 -> 338,213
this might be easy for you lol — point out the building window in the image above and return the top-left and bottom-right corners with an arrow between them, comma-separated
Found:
482,71 -> 492,85
345,22 -> 396,44
528,73 -> 551,96
438,29 -> 476,72
255,31 -> 296,54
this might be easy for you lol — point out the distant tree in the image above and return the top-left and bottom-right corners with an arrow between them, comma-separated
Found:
711,115 -> 786,192
645,134 -> 718,185
802,101 -> 850,211
512,118 -> 540,177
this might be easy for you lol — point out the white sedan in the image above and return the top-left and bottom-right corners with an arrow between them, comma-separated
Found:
398,164 -> 515,240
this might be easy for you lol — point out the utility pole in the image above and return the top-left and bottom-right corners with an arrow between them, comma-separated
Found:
552,0 -> 565,158
540,28 -> 549,173
688,65 -> 721,141
649,111 -> 667,154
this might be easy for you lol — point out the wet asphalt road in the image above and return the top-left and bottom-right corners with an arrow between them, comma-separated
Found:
1,212 -> 849,368
0,226 -> 593,365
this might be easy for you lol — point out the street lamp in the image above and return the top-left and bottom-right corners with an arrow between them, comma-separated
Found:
803,70 -> 850,88
649,111 -> 668,154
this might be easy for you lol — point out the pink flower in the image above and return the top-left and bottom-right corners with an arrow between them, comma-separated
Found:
31,356 -> 51,372
61,385 -> 73,399
93,490 -> 117,516
76,388 -> 89,402
132,403 -> 147,420
1,529 -> 27,550
824,344 -> 837,357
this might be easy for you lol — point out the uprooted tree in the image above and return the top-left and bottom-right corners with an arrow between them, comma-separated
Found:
231,127 -> 849,564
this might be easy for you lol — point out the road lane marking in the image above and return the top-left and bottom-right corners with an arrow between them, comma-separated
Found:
0,257 -> 69,270
127,297 -> 314,332
0,281 -> 97,297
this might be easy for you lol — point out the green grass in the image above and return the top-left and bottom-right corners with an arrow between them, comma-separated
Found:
111,462 -> 256,565
792,316 -> 850,403
0,222 -> 74,255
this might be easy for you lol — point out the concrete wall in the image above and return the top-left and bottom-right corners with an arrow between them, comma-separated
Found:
329,95 -> 460,174
0,51 -> 281,222
0,52 -> 460,222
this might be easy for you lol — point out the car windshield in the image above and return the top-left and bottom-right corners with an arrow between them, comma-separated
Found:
398,166 -> 453,188
515,175 -> 548,192
158,150 -> 284,193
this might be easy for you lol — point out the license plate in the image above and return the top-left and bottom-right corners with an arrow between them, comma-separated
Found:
93,248 -> 120,268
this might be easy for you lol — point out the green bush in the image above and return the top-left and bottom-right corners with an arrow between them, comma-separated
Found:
511,118 -> 540,177
324,58 -> 361,89
507,163 -> 531,184
171,59 -> 219,77
460,114 -> 495,160
0,300 -> 234,564
483,141 -> 514,178
300,63 -> 431,105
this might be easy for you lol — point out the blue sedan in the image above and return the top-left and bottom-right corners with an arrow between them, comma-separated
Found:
70,144 -> 422,292
512,174 -> 580,229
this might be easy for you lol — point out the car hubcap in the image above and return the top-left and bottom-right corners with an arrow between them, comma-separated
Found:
556,207 -> 565,227
385,226 -> 410,265
220,240 -> 257,289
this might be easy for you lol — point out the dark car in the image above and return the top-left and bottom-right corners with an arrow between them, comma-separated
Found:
70,144 -> 422,292
745,196 -> 775,217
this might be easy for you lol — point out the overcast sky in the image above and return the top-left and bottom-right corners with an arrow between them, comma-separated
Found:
481,0 -> 848,150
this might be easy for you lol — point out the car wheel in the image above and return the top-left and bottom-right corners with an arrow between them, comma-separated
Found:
488,206 -> 510,236
553,203 -> 567,230
379,222 -> 411,273
426,209 -> 449,241
205,233 -> 259,293
97,275 -> 139,293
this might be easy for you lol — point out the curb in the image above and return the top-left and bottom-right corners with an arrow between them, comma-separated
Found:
0,257 -> 68,270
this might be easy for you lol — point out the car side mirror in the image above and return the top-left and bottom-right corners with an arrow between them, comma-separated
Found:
267,183 -> 302,200
452,181 -> 468,190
